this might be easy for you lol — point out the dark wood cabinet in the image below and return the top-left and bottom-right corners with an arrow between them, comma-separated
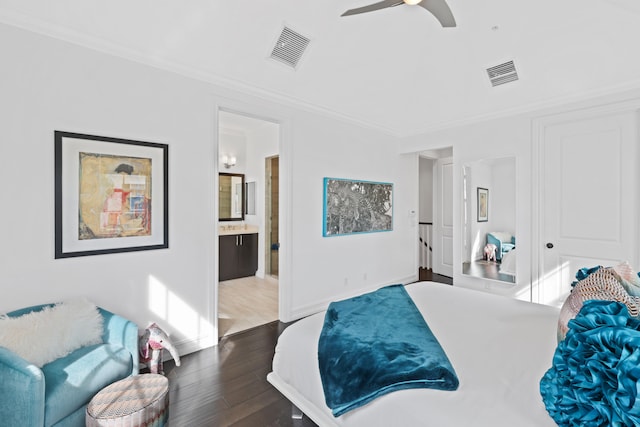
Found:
219,233 -> 258,281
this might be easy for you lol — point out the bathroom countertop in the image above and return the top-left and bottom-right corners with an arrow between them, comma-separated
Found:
218,225 -> 259,236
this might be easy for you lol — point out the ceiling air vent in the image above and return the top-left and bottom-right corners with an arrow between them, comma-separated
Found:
486,60 -> 519,87
270,26 -> 310,69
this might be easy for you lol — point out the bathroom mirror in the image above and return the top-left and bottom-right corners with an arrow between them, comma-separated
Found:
219,173 -> 244,221
461,157 -> 516,284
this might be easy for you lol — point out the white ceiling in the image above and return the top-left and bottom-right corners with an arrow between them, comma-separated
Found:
2,0 -> 640,136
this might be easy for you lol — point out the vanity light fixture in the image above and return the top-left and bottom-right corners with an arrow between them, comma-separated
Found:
222,155 -> 236,169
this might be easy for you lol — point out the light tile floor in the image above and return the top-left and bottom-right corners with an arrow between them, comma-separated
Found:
218,275 -> 279,338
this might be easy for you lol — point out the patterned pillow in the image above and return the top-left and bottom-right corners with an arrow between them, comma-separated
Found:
557,267 -> 640,342
570,265 -> 601,288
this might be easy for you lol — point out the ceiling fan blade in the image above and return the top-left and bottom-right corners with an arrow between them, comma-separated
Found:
418,0 -> 456,27
341,0 -> 404,17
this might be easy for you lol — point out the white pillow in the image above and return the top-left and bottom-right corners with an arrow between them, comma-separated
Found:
0,298 -> 104,367
613,261 -> 640,297
490,232 -> 513,243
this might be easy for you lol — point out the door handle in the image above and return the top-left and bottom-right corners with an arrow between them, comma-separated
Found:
546,242 -> 554,249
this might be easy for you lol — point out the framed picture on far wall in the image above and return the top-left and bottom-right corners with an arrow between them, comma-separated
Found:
323,177 -> 393,237
54,131 -> 169,258
477,187 -> 488,222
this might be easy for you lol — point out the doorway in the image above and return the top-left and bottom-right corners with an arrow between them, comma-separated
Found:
217,110 -> 281,338
417,148 -> 454,280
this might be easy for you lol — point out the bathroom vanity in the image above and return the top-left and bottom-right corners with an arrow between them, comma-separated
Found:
219,225 -> 258,281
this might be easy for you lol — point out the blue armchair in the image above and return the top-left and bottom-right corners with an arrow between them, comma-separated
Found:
487,232 -> 515,261
0,304 -> 139,427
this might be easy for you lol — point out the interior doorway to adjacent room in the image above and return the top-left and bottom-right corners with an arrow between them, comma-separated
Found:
217,110 -> 281,338
417,148 -> 454,281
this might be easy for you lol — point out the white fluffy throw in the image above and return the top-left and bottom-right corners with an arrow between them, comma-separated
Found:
0,298 -> 104,367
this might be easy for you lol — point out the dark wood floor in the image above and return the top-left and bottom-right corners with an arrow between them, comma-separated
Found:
418,268 -> 453,285
163,271 -> 452,426
462,260 -> 515,283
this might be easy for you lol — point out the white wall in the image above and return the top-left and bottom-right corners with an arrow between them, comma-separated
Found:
218,132 -> 247,173
401,112 -> 540,298
0,23 -> 416,355
287,116 -> 418,317
418,157 -> 434,224
239,118 -> 279,278
400,89 -> 640,300
0,24 -> 220,353
489,158 -> 516,235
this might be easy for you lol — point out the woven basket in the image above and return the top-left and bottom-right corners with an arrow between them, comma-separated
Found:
86,374 -> 169,427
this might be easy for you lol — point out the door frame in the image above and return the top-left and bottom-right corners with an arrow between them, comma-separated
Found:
214,105 -> 291,340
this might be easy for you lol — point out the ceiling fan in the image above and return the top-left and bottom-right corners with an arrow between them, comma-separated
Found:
341,0 -> 456,28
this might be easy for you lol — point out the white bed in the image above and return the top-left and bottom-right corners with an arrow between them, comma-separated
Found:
268,281 -> 560,427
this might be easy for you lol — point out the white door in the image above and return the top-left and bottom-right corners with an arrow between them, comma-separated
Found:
434,157 -> 454,277
537,110 -> 638,306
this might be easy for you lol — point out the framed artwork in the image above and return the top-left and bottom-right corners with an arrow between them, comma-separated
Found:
477,187 -> 488,222
55,131 -> 169,258
323,177 -> 393,237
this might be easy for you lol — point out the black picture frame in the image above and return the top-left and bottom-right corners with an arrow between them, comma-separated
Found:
55,131 -> 169,258
477,187 -> 488,222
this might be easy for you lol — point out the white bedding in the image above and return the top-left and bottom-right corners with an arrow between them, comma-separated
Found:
268,281 -> 560,427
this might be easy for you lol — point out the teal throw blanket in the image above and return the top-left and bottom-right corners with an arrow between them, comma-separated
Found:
318,284 -> 459,417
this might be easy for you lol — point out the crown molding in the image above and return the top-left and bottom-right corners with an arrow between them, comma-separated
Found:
0,9 -> 403,137
404,79 -> 640,138
4,8 -> 640,140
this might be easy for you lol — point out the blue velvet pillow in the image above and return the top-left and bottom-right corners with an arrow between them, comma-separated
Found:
541,300 -> 640,426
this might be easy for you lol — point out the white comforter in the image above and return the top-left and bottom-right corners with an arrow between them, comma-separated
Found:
268,281 -> 560,427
